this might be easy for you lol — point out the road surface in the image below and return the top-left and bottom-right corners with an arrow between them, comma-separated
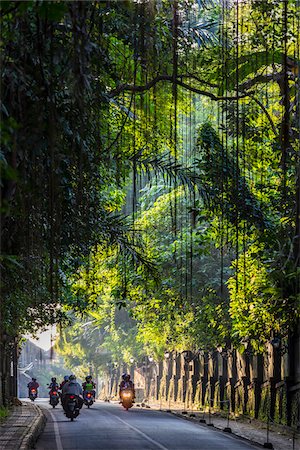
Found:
33,398 -> 260,450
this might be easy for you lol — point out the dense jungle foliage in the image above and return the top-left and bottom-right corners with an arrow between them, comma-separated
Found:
1,0 -> 299,376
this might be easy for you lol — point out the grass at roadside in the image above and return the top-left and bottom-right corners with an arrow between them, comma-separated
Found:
0,406 -> 9,422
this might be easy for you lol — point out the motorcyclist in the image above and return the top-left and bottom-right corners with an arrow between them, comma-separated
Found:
48,377 -> 59,391
59,375 -> 69,390
124,374 -> 134,391
119,373 -> 135,402
82,375 -> 96,400
61,374 -> 83,411
119,373 -> 127,402
27,378 -> 39,397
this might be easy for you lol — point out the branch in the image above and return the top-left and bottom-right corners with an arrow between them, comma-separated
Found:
109,74 -> 249,101
239,72 -> 281,92
0,2 -> 21,17
179,73 -> 219,89
251,96 -> 278,136
103,93 -> 135,152
109,73 -> 280,135
109,74 -> 171,97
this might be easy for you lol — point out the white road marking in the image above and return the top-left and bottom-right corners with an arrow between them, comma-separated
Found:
48,410 -> 63,450
105,410 -> 169,450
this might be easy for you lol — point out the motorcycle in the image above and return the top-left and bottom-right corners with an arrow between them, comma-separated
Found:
29,388 -> 38,401
64,395 -> 80,421
120,389 -> 134,410
49,389 -> 59,408
83,391 -> 94,408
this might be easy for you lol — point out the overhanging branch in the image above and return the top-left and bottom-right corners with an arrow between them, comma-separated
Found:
108,73 -> 279,135
109,74 -> 249,101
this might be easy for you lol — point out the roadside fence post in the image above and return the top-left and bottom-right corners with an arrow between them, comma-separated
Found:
263,414 -> 273,449
224,399 -> 231,433
293,429 -> 295,450
207,402 -> 213,426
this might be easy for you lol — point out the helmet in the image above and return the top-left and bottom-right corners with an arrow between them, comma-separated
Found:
51,377 -> 56,382
86,376 -> 92,382
69,374 -> 76,381
121,373 -> 127,380
125,374 -> 130,381
32,378 -> 36,382
64,375 -> 69,382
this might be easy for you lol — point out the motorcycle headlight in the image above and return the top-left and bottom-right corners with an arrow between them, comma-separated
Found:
122,392 -> 132,398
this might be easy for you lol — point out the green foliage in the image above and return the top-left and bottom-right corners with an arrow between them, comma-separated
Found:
258,385 -> 272,421
1,0 -> 299,380
0,406 -> 9,422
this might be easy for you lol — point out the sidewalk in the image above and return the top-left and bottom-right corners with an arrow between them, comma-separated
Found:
147,402 -> 300,450
0,401 -> 45,450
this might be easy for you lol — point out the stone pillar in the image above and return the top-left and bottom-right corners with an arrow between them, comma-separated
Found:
216,353 -> 227,410
156,361 -> 163,401
206,352 -> 217,408
234,351 -> 250,415
199,353 -> 207,407
227,350 -> 236,412
190,356 -> 199,404
248,354 -> 262,418
267,342 -> 280,419
173,353 -> 181,402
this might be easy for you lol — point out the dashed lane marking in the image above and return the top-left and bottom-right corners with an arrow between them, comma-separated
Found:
104,410 -> 169,450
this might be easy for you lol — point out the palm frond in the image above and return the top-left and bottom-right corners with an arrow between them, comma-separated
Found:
131,151 -> 211,206
100,212 -> 158,276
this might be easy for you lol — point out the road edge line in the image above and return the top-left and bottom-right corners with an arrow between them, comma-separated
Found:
48,410 -> 64,450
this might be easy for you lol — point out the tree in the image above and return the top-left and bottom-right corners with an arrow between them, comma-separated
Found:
1,0 -> 299,404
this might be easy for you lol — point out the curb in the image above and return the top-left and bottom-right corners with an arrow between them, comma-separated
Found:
164,409 -> 265,449
19,404 -> 46,450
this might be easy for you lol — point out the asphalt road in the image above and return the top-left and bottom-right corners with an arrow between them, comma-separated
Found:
34,398 -> 260,450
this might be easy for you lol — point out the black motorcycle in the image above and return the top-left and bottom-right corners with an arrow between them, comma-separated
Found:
29,388 -> 38,401
49,389 -> 59,408
83,391 -> 94,408
64,395 -> 80,421
120,389 -> 134,410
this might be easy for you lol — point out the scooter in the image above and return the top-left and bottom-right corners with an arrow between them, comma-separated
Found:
49,389 -> 59,408
120,389 -> 133,410
83,391 -> 94,408
29,388 -> 38,401
64,395 -> 80,421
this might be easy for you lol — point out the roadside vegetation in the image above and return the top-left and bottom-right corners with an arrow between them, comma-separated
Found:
1,0 -> 299,397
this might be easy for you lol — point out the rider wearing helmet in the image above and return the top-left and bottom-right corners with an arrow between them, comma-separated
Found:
61,375 -> 83,411
59,375 -> 69,390
119,373 -> 135,402
48,377 -> 59,391
27,377 -> 39,397
82,375 -> 96,400
124,374 -> 134,389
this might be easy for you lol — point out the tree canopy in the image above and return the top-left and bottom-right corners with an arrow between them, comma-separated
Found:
1,0 -> 299,376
